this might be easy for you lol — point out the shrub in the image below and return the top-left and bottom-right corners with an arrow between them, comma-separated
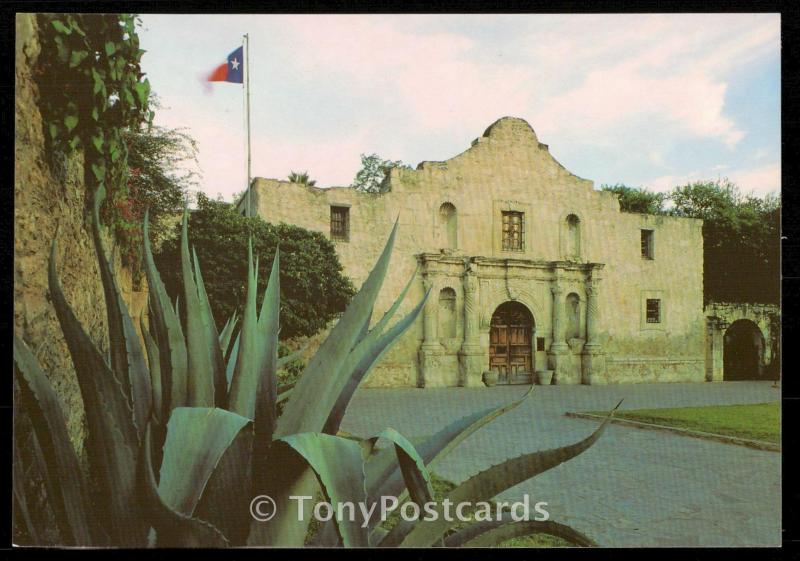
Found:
155,193 -> 355,338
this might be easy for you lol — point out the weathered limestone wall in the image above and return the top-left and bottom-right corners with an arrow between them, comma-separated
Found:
246,117 -> 706,386
14,14 -> 147,453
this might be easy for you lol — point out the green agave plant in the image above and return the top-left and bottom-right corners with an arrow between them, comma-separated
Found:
13,187 -> 620,548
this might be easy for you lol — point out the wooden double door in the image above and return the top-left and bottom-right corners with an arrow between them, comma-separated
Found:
489,302 -> 533,384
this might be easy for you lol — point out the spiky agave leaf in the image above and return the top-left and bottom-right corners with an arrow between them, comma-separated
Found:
250,223 -> 400,546
193,419 -> 254,546
366,387 -> 534,515
225,333 -> 239,389
13,335 -> 94,545
90,186 -> 151,439
13,433 -> 40,544
314,424 -> 444,548
230,247 -> 279,423
442,514 -> 597,547
192,247 -> 228,408
140,313 -> 162,426
398,400 -> 623,546
252,250 -> 281,505
143,210 -> 188,417
157,407 -> 251,515
154,407 -> 254,545
274,433 -> 371,547
276,220 -> 399,437
180,210 -> 216,407
246,446 -> 319,547
362,429 -> 436,548
322,284 -> 430,435
363,429 -> 435,503
359,265 -> 419,346
228,239 -> 259,413
48,241 -> 148,546
218,312 -> 238,358
141,423 -> 230,547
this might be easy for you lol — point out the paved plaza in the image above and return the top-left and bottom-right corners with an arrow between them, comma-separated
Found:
341,381 -> 781,547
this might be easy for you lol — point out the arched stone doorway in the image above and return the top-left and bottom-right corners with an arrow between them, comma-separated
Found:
723,319 -> 764,381
489,301 -> 534,384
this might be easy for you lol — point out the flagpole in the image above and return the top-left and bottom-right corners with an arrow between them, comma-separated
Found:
244,33 -> 252,218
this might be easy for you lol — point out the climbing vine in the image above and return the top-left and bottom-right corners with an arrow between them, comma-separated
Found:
36,13 -> 153,277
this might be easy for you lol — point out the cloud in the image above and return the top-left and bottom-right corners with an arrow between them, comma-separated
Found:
646,161 -> 781,197
275,16 -> 535,134
138,14 -> 780,200
526,15 -> 778,149
727,162 -> 781,196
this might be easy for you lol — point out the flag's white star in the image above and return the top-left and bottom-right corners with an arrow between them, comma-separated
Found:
230,57 -> 240,71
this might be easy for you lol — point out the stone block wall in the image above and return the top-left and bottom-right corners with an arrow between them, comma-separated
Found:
14,14 -> 148,454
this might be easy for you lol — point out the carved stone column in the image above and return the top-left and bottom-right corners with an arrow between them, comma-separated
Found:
547,277 -> 568,384
458,262 -> 484,387
581,269 -> 606,385
418,275 -> 443,387
584,279 -> 600,349
550,284 -> 568,353
421,276 -> 439,350
463,269 -> 480,346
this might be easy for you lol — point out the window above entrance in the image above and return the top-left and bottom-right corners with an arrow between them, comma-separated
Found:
646,298 -> 661,323
502,211 -> 525,252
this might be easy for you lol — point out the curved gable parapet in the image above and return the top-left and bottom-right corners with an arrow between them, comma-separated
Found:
481,115 -> 540,143
403,117 -> 596,197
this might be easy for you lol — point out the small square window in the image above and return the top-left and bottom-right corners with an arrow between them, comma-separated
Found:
330,206 -> 349,241
646,299 -> 661,323
641,229 -> 654,259
502,211 -> 525,251
536,337 -> 546,351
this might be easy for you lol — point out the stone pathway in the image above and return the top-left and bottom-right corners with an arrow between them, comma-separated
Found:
341,381 -> 781,547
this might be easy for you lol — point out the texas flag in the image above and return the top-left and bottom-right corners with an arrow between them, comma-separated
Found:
207,46 -> 244,83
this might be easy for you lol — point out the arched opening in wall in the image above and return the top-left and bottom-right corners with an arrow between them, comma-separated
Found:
439,202 -> 457,250
489,301 -> 534,384
566,214 -> 581,259
566,293 -> 581,340
439,287 -> 457,340
723,319 -> 765,381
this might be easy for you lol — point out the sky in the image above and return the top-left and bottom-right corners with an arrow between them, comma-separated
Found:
137,14 -> 781,202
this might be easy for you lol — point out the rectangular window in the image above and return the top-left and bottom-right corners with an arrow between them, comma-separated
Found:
536,337 -> 546,352
646,299 -> 661,323
330,206 -> 349,242
502,211 -> 525,251
641,229 -> 654,259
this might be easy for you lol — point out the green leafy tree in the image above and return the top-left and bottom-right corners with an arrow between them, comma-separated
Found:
287,171 -> 316,187
154,193 -> 355,338
669,179 -> 779,304
600,184 -> 667,214
123,107 -> 199,249
351,153 -> 406,193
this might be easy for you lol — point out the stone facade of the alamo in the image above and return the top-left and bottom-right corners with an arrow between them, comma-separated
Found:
237,117 -> 778,388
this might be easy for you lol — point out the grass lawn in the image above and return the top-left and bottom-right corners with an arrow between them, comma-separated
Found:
589,402 -> 780,444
